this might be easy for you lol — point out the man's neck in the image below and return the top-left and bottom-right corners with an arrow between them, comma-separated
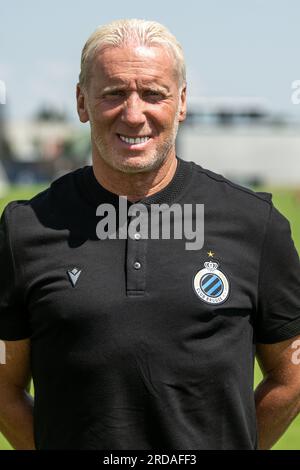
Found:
92,154 -> 178,202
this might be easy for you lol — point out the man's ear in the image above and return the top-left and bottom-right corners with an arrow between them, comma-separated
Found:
76,84 -> 90,123
178,83 -> 187,122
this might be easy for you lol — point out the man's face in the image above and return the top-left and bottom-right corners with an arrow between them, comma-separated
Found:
77,44 -> 186,173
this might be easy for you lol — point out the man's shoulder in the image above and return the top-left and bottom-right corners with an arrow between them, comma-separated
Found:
189,160 -> 273,208
2,167 -> 86,226
4,167 -> 85,212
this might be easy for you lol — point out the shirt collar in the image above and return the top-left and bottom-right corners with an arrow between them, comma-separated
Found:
76,157 -> 194,208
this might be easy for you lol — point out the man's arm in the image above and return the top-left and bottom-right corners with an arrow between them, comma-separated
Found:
0,339 -> 35,450
255,334 -> 300,450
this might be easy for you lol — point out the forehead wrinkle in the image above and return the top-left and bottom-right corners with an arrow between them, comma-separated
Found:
94,72 -> 172,90
92,67 -> 165,84
94,49 -> 172,75
99,82 -> 171,96
100,65 -> 167,80
96,51 -> 166,71
89,48 -> 179,91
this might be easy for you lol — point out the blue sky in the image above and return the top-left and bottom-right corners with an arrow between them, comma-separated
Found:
1,0 -> 300,122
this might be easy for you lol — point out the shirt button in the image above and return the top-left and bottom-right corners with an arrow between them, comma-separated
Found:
133,261 -> 141,270
134,233 -> 141,240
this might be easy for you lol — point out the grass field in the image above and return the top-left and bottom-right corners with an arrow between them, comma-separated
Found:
0,184 -> 300,450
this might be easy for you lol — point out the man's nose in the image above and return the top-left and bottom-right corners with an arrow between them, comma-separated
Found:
121,93 -> 146,127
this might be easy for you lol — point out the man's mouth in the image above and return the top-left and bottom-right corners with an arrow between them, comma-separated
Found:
117,134 -> 151,145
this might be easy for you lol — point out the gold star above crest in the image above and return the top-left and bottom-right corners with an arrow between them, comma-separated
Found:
207,250 -> 215,258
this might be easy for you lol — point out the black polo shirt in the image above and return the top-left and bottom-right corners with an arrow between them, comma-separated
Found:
1,157 -> 300,450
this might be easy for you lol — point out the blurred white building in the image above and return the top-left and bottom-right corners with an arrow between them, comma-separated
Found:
5,120 -> 77,161
178,97 -> 300,187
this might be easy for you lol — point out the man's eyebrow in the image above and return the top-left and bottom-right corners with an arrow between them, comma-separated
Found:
101,85 -> 127,93
139,83 -> 170,93
100,84 -> 170,94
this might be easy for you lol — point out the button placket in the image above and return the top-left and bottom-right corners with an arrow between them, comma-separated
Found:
126,211 -> 148,296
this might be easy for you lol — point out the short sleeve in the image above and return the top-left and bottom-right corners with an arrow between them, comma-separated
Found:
0,204 -> 30,340
255,203 -> 300,343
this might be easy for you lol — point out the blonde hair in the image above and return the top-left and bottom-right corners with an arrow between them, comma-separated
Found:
79,18 -> 186,88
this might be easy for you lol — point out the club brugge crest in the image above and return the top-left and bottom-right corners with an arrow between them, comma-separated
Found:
193,260 -> 230,304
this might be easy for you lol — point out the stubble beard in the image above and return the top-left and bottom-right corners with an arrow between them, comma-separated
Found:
90,110 -> 180,175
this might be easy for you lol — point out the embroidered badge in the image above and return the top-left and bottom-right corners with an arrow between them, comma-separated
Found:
193,258 -> 230,305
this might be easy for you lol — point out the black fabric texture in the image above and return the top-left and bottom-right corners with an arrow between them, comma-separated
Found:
0,157 -> 300,449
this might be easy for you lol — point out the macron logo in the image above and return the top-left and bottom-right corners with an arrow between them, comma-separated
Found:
67,268 -> 81,287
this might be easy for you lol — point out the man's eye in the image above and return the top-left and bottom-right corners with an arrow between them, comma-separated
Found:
144,91 -> 163,100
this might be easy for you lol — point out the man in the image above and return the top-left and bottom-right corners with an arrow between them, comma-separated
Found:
0,18 -> 300,450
